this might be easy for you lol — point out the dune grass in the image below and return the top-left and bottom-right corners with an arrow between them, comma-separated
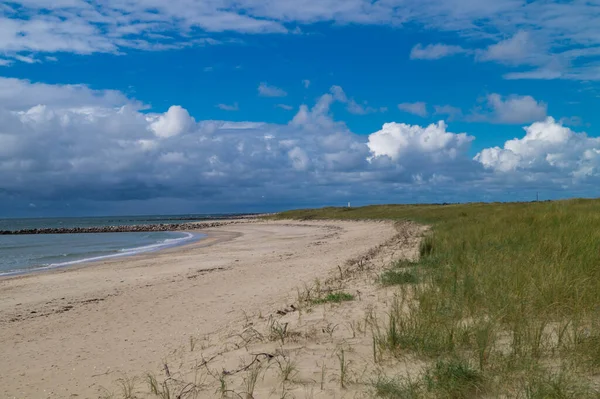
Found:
373,358 -> 484,399
275,199 -> 600,396
380,260 -> 420,286
312,292 -> 355,305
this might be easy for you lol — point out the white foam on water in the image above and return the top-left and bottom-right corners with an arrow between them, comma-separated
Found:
0,232 -> 204,276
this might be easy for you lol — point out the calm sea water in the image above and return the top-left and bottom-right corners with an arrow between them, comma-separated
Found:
0,215 -> 220,276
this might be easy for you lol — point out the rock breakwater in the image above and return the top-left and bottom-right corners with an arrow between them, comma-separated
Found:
0,220 -> 245,235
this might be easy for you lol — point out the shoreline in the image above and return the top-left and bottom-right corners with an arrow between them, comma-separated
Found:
0,220 -> 399,398
0,230 -> 208,278
0,227 -> 244,282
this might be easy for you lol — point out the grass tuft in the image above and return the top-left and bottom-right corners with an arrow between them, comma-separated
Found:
419,235 -> 434,257
424,358 -> 484,398
521,371 -> 596,399
380,269 -> 418,286
311,292 -> 354,305
374,376 -> 421,398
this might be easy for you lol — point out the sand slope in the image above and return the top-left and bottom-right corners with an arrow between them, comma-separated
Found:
0,220 -> 410,399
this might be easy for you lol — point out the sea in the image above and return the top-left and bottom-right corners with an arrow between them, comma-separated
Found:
0,215 -> 233,276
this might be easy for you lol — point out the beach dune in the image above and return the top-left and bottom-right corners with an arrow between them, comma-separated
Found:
0,220 -> 398,398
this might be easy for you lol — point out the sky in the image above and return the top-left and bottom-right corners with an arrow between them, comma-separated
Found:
1,0 -> 600,216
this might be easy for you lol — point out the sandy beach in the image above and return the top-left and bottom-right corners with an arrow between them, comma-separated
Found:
0,219 -> 415,399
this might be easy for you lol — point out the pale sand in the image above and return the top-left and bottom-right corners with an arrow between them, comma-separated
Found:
0,220 -> 415,399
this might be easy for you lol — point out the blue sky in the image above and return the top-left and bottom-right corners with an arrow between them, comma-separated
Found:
1,0 -> 600,216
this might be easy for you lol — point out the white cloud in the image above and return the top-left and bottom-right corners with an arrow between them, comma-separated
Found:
217,102 -> 239,111
398,102 -> 428,117
475,31 -> 600,81
503,69 -> 564,80
0,59 -> 12,66
13,54 -> 40,64
0,77 -> 140,110
290,91 -> 337,128
302,79 -> 310,88
410,43 -> 468,60
471,94 -> 547,124
434,105 -> 462,121
368,121 -> 474,162
3,77 -> 600,213
288,147 -> 311,171
329,85 -> 382,115
258,82 -> 287,97
277,104 -> 293,110
0,77 -> 484,211
148,105 -> 195,138
346,101 -> 375,115
475,117 -> 600,181
1,0 -> 600,80
476,31 -> 542,66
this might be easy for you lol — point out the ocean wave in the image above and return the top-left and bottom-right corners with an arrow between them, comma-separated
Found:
0,232 -> 204,277
116,232 -> 194,253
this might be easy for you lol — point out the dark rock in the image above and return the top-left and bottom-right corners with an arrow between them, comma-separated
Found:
0,220 -> 243,235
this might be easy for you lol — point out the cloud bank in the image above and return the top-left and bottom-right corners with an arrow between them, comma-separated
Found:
1,78 -> 598,214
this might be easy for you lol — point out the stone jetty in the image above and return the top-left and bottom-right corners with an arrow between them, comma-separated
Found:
0,220 -> 247,235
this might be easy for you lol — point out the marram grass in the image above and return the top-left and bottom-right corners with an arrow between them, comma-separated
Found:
275,199 -> 600,396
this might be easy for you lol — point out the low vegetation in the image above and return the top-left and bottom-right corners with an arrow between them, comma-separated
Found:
379,260 -> 420,286
276,199 -> 600,397
311,291 -> 355,304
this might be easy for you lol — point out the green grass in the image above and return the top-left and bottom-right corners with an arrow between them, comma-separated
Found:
374,376 -> 421,398
311,292 -> 355,304
274,199 -> 600,395
521,371 -> 597,399
424,358 -> 485,398
380,260 -> 419,286
380,270 -> 419,286
373,358 -> 484,399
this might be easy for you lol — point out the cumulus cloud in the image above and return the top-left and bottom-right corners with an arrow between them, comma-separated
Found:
368,121 -> 473,162
258,82 -> 287,97
3,77 -> 600,214
471,94 -> 547,124
148,106 -> 195,138
0,77 -> 488,213
475,117 -> 600,182
410,43 -> 468,60
398,102 -> 428,117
